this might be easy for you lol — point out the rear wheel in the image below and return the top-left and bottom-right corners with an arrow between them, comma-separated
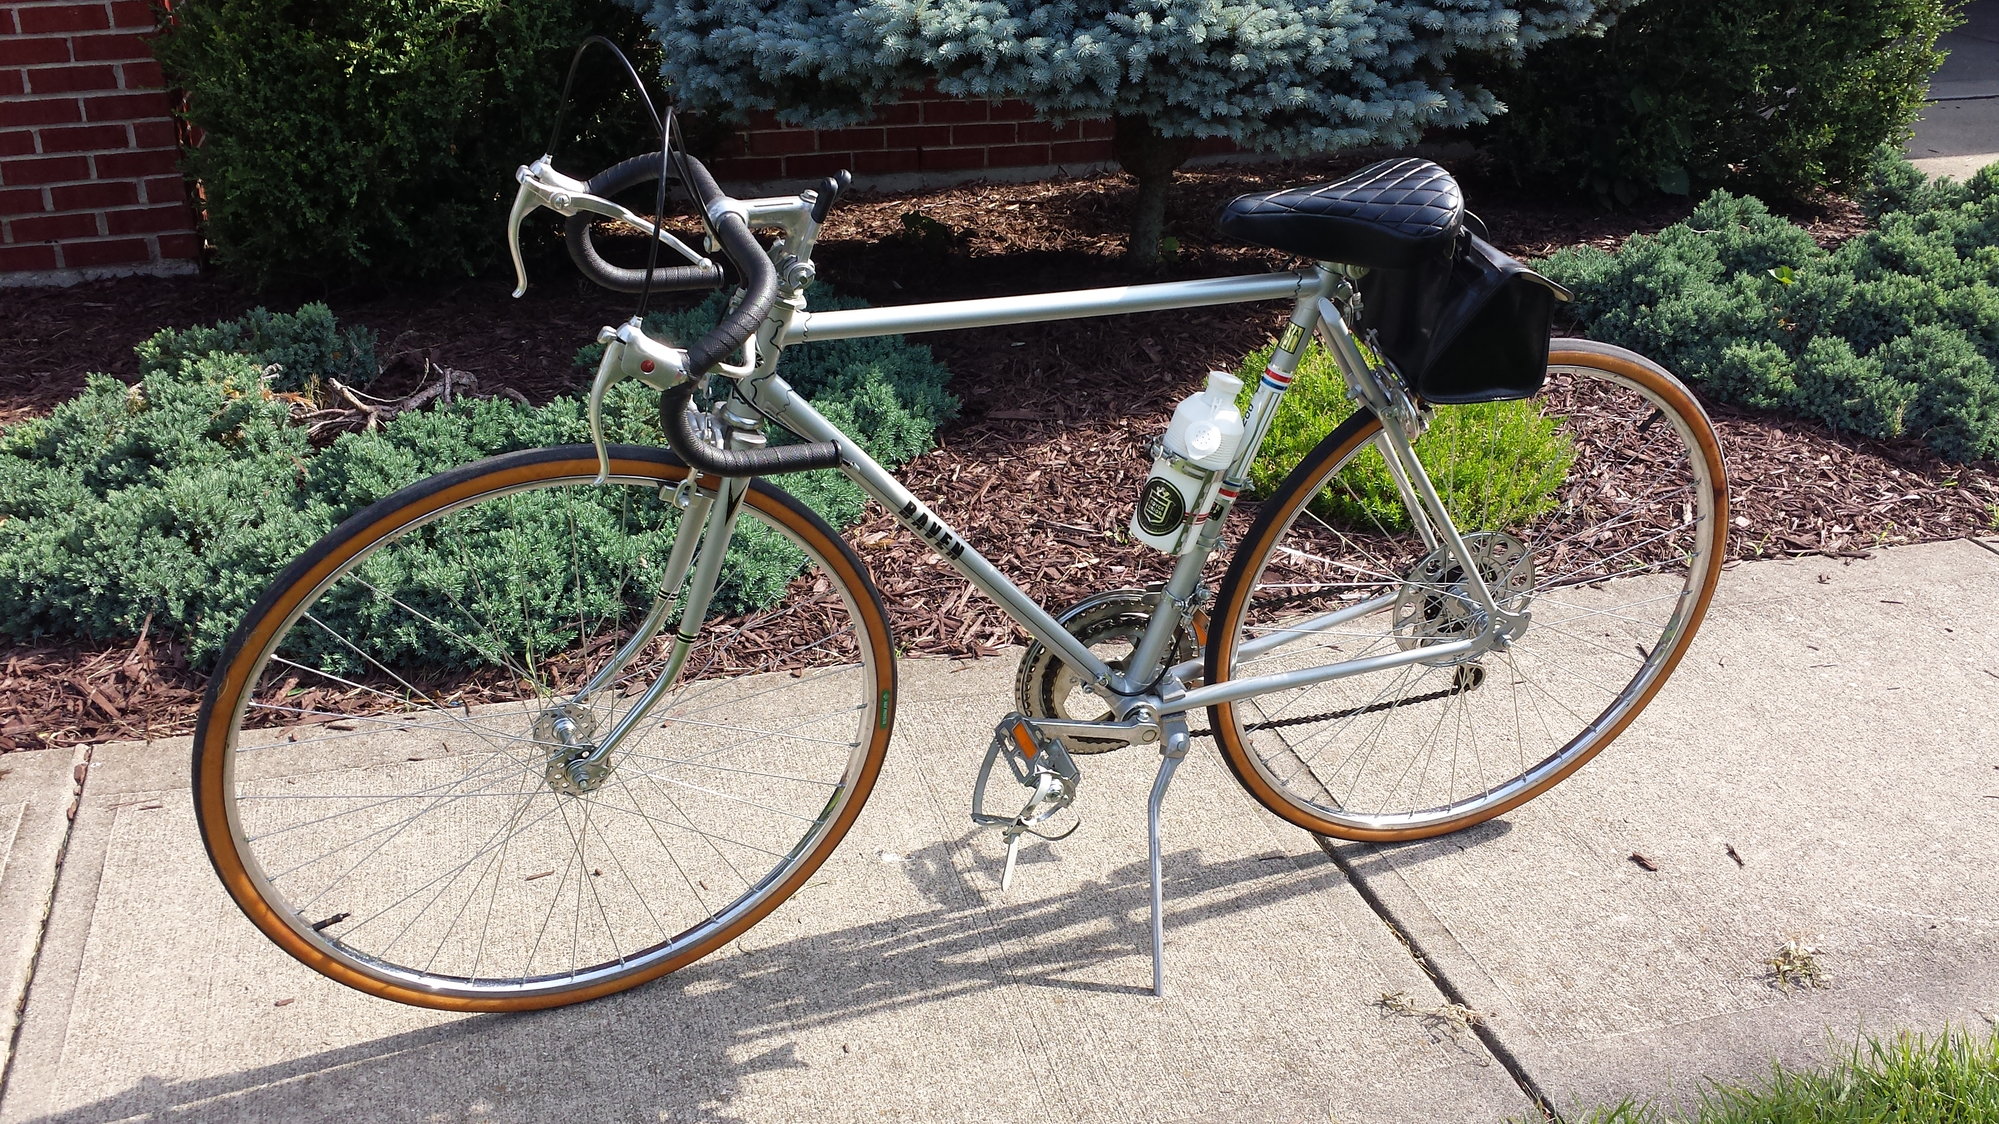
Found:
194,445 -> 895,1010
1206,342 -> 1727,841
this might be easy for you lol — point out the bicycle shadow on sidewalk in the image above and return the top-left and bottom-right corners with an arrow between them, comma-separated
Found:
11,838 -> 1340,1124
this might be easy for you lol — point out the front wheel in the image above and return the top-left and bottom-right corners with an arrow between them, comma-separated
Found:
1206,341 -> 1727,841
193,445 -> 896,1010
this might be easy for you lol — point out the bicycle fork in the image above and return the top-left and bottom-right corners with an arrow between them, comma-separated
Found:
540,464 -> 749,794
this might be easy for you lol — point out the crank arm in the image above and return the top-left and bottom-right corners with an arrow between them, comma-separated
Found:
1024,715 -> 1160,748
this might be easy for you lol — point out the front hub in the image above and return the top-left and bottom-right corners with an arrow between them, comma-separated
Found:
535,704 -> 611,795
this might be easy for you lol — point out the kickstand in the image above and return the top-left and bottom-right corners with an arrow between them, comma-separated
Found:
1146,731 -> 1189,998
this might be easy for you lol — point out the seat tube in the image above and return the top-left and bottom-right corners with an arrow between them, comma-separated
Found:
1123,268 -> 1337,690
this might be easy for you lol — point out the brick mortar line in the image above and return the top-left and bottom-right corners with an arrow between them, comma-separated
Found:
18,201 -> 184,213
4,58 -> 157,71
1312,834 -> 1562,1122
15,144 -> 182,156
4,24 -> 157,35
4,57 -> 160,71
1,154 -> 187,178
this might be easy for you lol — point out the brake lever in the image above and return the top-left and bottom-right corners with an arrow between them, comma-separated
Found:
508,156 -> 578,297
509,156 -> 708,298
586,318 -> 697,484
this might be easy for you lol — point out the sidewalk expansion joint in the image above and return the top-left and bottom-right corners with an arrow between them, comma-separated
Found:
0,745 -> 93,1104
1312,833 -> 1563,1123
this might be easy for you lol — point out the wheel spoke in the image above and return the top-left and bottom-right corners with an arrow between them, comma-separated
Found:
1213,353 -> 1722,832
201,454 -> 887,1006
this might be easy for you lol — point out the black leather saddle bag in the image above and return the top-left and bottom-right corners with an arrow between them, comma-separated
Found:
1357,231 -> 1571,405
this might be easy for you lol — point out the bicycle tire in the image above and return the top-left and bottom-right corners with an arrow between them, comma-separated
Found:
194,444 -> 895,1010
1206,341 -> 1727,841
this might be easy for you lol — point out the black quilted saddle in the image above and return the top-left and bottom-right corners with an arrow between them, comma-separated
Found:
1216,158 -> 1464,270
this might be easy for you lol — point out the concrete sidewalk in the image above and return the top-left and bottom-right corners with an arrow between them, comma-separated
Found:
0,540 -> 1994,1122
1909,0 -> 1999,180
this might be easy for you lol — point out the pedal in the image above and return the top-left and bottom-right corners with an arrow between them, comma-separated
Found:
971,715 -> 1083,889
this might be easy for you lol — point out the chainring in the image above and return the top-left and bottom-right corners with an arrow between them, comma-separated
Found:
1014,586 -> 1203,754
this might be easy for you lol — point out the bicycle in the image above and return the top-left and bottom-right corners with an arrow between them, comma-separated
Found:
191,67 -> 1728,1012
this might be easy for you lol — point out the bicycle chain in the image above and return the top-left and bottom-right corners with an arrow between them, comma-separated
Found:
1064,585 -> 1465,746
1184,667 -> 1476,740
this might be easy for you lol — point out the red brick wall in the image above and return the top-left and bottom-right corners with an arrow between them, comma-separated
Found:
0,0 -> 198,280
708,89 -> 1125,183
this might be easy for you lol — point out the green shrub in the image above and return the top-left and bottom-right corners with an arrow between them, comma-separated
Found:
153,0 -> 658,288
1544,154 -> 1999,461
0,300 -> 954,664
0,356 -> 329,657
136,303 -> 378,393
1472,0 -> 1955,203
1233,340 -> 1573,533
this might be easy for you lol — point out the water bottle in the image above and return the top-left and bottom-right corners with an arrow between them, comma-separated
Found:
1130,371 -> 1244,554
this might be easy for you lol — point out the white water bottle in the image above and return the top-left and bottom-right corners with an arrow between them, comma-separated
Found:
1130,371 -> 1245,554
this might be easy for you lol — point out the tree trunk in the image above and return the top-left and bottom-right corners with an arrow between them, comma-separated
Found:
1111,115 -> 1194,266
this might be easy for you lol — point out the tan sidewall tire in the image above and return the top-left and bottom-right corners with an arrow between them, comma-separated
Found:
1207,343 -> 1728,842
192,447 -> 897,1011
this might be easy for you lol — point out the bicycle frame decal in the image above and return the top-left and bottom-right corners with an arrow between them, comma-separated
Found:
895,498 -> 966,560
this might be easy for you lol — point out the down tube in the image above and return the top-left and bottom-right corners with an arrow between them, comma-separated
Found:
760,387 -> 1118,689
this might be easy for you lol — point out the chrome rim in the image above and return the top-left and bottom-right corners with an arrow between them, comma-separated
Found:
1222,359 -> 1721,832
217,467 -> 881,999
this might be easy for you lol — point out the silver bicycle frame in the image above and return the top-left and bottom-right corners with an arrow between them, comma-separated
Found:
586,186 -> 1511,732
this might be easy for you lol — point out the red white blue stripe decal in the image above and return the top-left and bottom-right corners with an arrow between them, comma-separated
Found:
1259,364 -> 1291,393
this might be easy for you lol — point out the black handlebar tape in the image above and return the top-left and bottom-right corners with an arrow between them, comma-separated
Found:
563,152 -> 727,294
682,209 -> 779,377
659,384 -> 841,478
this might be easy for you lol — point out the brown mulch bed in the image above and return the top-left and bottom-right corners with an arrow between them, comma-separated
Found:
0,156 -> 1988,750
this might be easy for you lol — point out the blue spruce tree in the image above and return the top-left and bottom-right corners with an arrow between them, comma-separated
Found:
621,0 -> 1621,261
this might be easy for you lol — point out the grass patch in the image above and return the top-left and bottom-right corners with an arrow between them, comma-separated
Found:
1234,339 -> 1573,533
1550,1028 -> 1999,1124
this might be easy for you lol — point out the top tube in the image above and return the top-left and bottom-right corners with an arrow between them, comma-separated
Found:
780,270 -> 1315,345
